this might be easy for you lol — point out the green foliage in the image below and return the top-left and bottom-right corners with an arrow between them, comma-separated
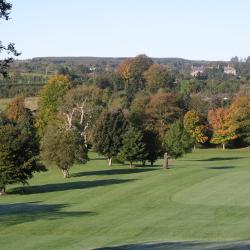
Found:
144,64 -> 175,93
41,121 -> 87,178
165,121 -> 193,159
142,130 -> 162,166
231,95 -> 250,144
36,75 -> 70,137
0,108 -> 45,193
93,109 -> 128,165
128,91 -> 150,129
118,126 -> 146,167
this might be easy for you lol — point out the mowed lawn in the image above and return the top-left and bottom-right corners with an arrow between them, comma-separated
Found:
0,148 -> 250,250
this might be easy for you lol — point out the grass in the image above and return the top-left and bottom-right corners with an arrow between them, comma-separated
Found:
0,148 -> 250,250
0,97 -> 38,111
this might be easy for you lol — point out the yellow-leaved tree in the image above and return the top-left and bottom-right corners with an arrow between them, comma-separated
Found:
184,110 -> 208,150
208,108 -> 237,150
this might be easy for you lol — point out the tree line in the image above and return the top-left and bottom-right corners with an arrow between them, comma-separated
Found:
0,55 -> 249,195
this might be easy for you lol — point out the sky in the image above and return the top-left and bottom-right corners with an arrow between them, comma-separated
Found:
1,0 -> 250,60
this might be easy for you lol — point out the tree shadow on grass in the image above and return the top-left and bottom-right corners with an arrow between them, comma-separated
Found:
196,157 -> 246,162
95,241 -> 250,250
0,202 -> 95,226
207,166 -> 235,170
9,179 -> 137,195
72,168 -> 159,178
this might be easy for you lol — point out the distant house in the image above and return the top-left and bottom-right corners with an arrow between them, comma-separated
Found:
223,65 -> 237,76
191,66 -> 204,77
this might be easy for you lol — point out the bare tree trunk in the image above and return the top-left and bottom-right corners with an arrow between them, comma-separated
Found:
222,143 -> 225,150
0,186 -> 6,196
62,169 -> 70,178
129,162 -> 133,168
193,144 -> 196,151
108,158 -> 112,167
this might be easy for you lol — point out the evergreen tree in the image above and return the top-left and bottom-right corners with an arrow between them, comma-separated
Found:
142,130 -> 162,166
119,127 -> 146,168
93,109 -> 128,166
165,121 -> 193,159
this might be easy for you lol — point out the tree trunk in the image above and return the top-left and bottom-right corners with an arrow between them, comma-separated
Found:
193,144 -> 196,151
222,143 -> 225,150
142,160 -> 146,166
163,152 -> 169,169
108,158 -> 112,167
129,162 -> 133,168
62,169 -> 70,178
0,186 -> 6,196
150,161 -> 154,167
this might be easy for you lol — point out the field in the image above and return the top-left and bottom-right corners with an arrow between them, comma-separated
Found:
0,97 -> 38,111
1,149 -> 250,250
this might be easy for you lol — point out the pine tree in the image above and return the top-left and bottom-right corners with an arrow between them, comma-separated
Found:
93,109 -> 128,166
165,121 -> 193,159
142,130 -> 162,166
119,127 -> 146,168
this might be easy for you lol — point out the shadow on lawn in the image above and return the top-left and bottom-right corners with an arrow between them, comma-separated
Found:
9,179 -> 136,195
0,202 -> 95,226
207,166 -> 236,170
95,241 -> 250,250
196,157 -> 246,162
72,168 -> 159,178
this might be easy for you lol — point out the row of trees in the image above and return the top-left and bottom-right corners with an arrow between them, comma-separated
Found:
0,62 -> 249,194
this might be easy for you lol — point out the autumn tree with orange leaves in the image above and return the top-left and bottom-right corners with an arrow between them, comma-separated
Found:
208,108 -> 237,150
184,110 -> 208,150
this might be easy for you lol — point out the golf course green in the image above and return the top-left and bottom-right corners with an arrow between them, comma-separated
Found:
0,148 -> 250,250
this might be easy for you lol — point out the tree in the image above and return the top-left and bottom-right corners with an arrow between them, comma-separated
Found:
93,109 -> 128,166
0,0 -> 20,77
128,91 -> 150,129
144,64 -> 175,93
142,130 -> 162,166
208,108 -> 238,150
41,121 -> 87,178
146,93 -> 183,138
118,127 -> 146,168
184,110 -> 208,149
0,103 -> 45,195
36,75 -> 70,137
165,121 -> 193,159
117,55 -> 153,90
60,84 -> 105,146
230,95 -> 250,144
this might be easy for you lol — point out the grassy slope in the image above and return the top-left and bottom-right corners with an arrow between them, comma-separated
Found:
0,149 -> 250,250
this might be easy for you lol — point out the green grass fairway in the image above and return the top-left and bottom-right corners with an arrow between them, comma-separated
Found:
1,149 -> 250,250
